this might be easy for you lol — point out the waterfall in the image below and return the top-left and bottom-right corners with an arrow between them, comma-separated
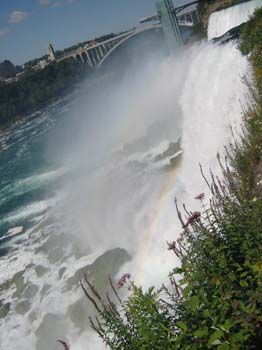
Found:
0,1 -> 257,349
208,0 -> 261,40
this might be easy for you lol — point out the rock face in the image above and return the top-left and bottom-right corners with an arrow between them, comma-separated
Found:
65,247 -> 130,291
35,265 -> 48,278
65,247 -> 130,329
36,313 -> 69,350
15,300 -> 31,315
0,302 -> 10,319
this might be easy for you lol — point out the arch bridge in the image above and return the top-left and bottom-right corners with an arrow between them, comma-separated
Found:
58,5 -> 199,69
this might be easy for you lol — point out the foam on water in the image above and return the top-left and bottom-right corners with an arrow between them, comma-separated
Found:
0,198 -> 58,227
0,168 -> 65,207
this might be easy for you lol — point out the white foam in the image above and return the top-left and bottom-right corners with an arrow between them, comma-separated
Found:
133,40 -> 249,288
208,0 -> 262,40
0,198 -> 57,227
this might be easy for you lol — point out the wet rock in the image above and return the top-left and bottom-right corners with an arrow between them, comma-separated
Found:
0,302 -> 10,318
67,297 -> 90,330
40,284 -> 51,301
35,313 -> 69,350
28,310 -> 37,323
58,267 -> 66,279
16,300 -> 30,315
12,271 -> 27,298
35,265 -> 48,277
154,139 -> 181,162
66,249 -> 131,329
23,283 -> 38,299
48,247 -> 64,263
170,152 -> 183,167
65,247 -> 130,291
34,233 -> 70,255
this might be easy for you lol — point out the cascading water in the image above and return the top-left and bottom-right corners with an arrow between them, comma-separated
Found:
208,0 -> 261,40
0,1 -> 258,349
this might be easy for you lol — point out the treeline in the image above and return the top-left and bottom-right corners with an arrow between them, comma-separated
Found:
0,59 -> 90,127
0,60 -> 22,79
79,8 -> 262,350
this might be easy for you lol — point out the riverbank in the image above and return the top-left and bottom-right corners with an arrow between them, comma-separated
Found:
0,59 -> 91,129
80,5 -> 262,350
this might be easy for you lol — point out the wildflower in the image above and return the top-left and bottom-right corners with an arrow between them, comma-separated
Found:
117,273 -> 131,289
195,193 -> 205,200
183,211 -> 201,229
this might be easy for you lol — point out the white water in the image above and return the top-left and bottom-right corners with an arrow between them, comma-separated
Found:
208,0 -> 261,40
0,3 -> 252,350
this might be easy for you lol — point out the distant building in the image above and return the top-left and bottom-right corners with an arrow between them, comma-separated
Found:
32,59 -> 49,72
4,77 -> 19,84
48,44 -> 56,61
15,71 -> 25,77
39,59 -> 48,69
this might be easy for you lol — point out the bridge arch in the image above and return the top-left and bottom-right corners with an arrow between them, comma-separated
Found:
75,54 -> 83,63
81,51 -> 88,63
97,24 -> 161,69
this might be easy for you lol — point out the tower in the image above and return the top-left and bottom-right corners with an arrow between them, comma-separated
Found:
156,0 -> 183,54
48,44 -> 56,61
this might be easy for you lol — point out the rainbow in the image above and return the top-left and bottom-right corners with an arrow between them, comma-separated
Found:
134,166 -> 179,285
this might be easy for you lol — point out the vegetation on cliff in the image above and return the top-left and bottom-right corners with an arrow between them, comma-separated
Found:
78,8 -> 262,350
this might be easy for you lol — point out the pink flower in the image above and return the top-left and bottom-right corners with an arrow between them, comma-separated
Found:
195,193 -> 205,200
117,273 -> 131,289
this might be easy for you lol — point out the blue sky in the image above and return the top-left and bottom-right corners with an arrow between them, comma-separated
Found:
0,0 -> 193,65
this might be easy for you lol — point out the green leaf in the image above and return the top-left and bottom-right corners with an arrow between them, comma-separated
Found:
252,262 -> 262,272
191,295 -> 199,312
217,344 -> 230,350
183,285 -> 192,297
203,309 -> 211,318
240,280 -> 249,288
231,331 -> 245,343
217,319 -> 234,334
172,267 -> 183,274
194,327 -> 208,338
159,322 -> 171,332
176,321 -> 187,331
208,330 -> 224,347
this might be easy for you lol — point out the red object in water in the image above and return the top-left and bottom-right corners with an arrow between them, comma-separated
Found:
195,193 -> 205,200
117,273 -> 131,289
57,340 -> 70,350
